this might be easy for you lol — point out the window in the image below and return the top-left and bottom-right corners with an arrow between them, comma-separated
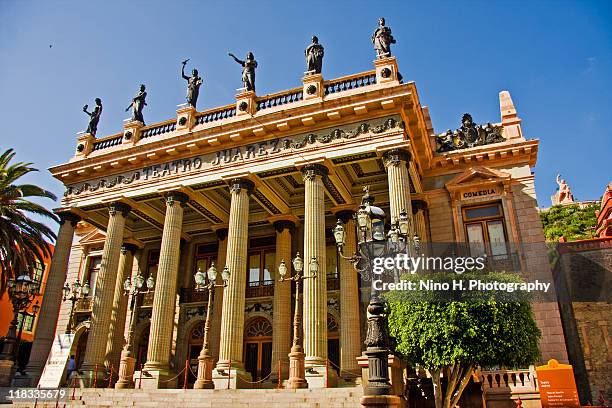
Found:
193,244 -> 216,287
326,245 -> 339,278
32,261 -> 44,285
248,250 -> 275,286
463,203 -> 508,258
17,313 -> 35,332
84,256 -> 102,297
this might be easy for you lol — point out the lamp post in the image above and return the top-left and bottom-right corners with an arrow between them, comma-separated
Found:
0,274 -> 40,386
333,187 -> 419,401
115,272 -> 155,389
62,279 -> 90,334
193,263 -> 230,389
278,253 -> 318,389
14,301 -> 40,373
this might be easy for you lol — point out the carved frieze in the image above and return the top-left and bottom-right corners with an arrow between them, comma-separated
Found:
435,113 -> 505,153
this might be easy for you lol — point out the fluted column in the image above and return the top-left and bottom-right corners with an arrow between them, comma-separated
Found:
336,211 -> 361,377
215,179 -> 254,384
383,149 -> 413,232
25,212 -> 80,385
105,244 -> 137,371
209,228 -> 228,362
301,164 -> 328,371
412,200 -> 428,242
82,203 -> 131,380
271,220 -> 294,380
144,192 -> 189,375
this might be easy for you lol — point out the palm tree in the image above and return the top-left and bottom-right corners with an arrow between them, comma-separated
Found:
0,148 -> 58,291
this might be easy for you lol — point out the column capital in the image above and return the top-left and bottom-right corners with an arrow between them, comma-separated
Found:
121,243 -> 139,255
273,219 -> 295,234
382,149 -> 411,168
411,199 -> 428,213
300,163 -> 328,181
334,210 -> 354,224
164,191 -> 190,207
57,211 -> 81,226
229,178 -> 255,195
108,202 -> 131,217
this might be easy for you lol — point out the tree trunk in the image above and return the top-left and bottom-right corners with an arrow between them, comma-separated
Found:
429,364 -> 475,408
429,368 -> 443,408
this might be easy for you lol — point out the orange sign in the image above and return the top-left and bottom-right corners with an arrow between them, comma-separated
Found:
536,359 -> 581,408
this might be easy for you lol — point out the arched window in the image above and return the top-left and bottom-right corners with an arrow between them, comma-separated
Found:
244,317 -> 273,338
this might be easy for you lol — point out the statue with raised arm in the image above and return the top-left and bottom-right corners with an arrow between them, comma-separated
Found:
125,84 -> 147,124
371,17 -> 396,58
181,59 -> 203,108
305,36 -> 324,74
82,98 -> 102,136
228,51 -> 257,92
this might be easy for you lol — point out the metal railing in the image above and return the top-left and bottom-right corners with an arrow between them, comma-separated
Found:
179,287 -> 209,303
246,280 -> 274,298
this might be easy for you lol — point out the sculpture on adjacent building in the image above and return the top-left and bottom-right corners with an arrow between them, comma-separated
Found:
551,174 -> 576,206
435,113 -> 505,153
181,59 -> 203,109
305,36 -> 324,74
82,98 -> 102,136
228,52 -> 257,92
372,17 -> 396,58
125,84 -> 147,124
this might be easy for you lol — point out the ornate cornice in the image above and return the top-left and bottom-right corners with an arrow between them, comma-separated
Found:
165,191 -> 190,207
301,163 -> 329,181
57,211 -> 81,227
229,178 -> 255,195
382,148 -> 411,168
108,202 -> 131,217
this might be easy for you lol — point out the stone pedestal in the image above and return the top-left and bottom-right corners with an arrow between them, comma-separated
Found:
357,354 -> 406,397
193,354 -> 214,389
134,368 -> 177,389
211,363 -> 252,389
122,119 -> 144,145
115,350 -> 136,389
302,73 -> 324,101
360,395 -> 402,408
75,132 -> 95,157
287,349 -> 308,389
236,90 -> 256,116
176,104 -> 197,131
373,56 -> 400,85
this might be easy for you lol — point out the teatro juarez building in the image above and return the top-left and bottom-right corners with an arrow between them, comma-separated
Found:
24,38 -> 568,394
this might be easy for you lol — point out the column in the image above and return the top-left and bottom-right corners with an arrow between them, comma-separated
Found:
82,203 -> 131,381
336,211 -> 361,378
209,228 -> 228,362
105,244 -> 137,372
214,179 -> 254,388
412,200 -> 428,242
271,220 -> 294,381
383,149 -> 413,230
25,212 -> 80,385
143,192 -> 188,383
301,164 -> 332,387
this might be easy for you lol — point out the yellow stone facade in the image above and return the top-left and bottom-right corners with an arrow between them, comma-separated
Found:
26,56 -> 568,391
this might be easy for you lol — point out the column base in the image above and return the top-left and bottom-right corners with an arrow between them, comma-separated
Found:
360,395 -> 402,408
0,360 -> 16,387
304,358 -> 338,388
134,368 -> 177,389
212,363 -> 253,389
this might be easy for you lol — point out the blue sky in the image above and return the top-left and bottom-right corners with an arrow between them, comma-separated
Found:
1,0 -> 611,231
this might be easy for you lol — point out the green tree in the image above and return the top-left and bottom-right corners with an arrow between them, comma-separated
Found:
0,148 -> 58,289
539,204 -> 598,242
387,272 -> 541,408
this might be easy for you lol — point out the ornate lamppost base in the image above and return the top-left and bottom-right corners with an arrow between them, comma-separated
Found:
115,350 -> 136,389
193,354 -> 214,389
360,395 -> 402,408
286,348 -> 308,389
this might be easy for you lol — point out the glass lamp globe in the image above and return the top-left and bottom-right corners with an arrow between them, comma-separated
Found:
123,277 -> 132,292
72,279 -> 81,294
388,225 -> 399,244
309,257 -> 319,275
221,266 -> 230,282
333,220 -> 345,246
82,282 -> 91,297
292,253 -> 303,273
134,273 -> 145,289
146,276 -> 155,290
207,263 -> 218,282
278,259 -> 288,279
398,210 -> 410,236
194,268 -> 206,287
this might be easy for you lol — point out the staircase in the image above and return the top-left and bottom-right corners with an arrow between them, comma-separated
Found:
9,387 -> 364,407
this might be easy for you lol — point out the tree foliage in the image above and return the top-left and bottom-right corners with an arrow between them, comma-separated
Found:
386,272 -> 541,408
0,148 -> 58,290
539,204 -> 598,242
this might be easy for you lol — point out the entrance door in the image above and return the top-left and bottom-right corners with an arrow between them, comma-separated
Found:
243,317 -> 273,382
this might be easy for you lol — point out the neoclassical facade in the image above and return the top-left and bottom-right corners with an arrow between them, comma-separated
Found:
26,56 -> 568,390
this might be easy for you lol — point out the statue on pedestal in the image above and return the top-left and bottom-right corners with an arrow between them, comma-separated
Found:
82,98 -> 102,136
125,84 -> 147,125
228,52 -> 257,92
372,17 -> 396,59
181,59 -> 203,109
552,174 -> 575,206
305,36 -> 324,74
